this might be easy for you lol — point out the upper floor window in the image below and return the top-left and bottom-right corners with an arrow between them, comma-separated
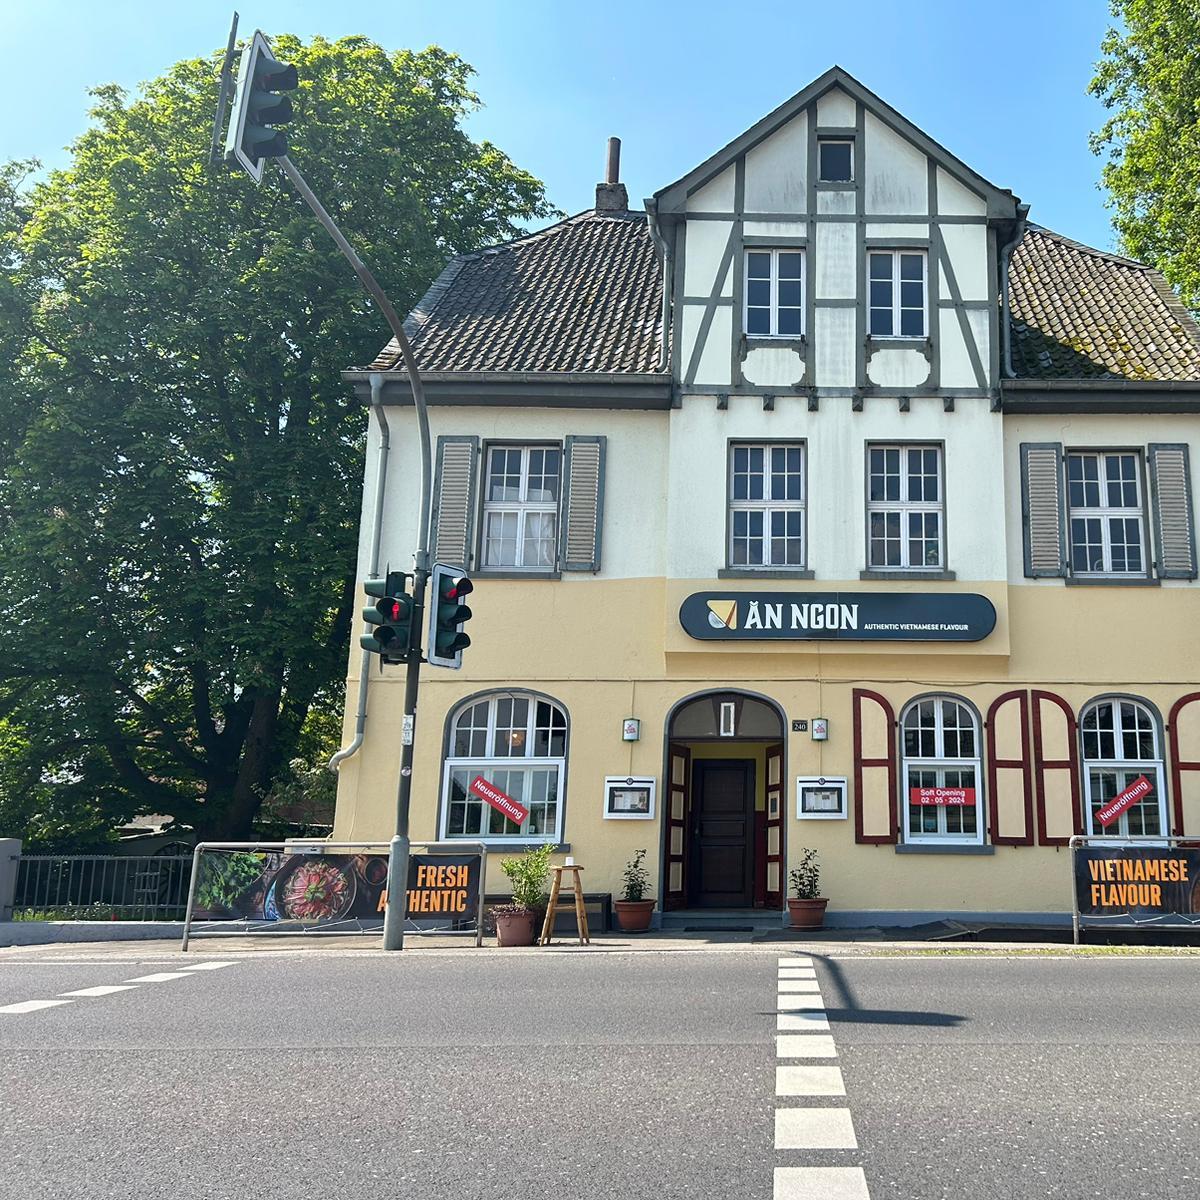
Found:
482,444 -> 560,570
1081,698 -> 1166,838
744,249 -> 805,337
818,139 -> 854,182
867,444 -> 943,570
1066,451 -> 1147,577
901,696 -> 983,844
729,443 -> 806,569
442,692 -> 568,843
869,250 -> 927,338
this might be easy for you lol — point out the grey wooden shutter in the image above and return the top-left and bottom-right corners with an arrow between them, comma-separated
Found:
560,435 -> 606,572
431,436 -> 479,569
1020,442 -> 1066,578
1148,443 -> 1197,579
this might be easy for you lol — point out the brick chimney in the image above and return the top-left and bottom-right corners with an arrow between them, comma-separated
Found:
595,136 -> 628,212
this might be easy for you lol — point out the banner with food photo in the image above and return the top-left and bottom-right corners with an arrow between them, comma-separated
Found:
192,849 -> 390,925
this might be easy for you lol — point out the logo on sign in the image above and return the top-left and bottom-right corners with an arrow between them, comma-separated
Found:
469,775 -> 529,825
1095,775 -> 1153,828
909,786 -> 975,807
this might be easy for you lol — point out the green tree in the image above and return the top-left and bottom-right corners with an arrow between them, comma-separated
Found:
1091,0 -> 1200,307
0,35 -> 554,848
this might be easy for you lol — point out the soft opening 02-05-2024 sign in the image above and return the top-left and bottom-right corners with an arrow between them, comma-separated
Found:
679,591 -> 997,642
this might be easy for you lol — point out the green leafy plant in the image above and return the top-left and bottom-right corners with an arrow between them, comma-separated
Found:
789,849 -> 822,900
620,849 -> 651,902
498,844 -> 555,914
195,852 -> 265,911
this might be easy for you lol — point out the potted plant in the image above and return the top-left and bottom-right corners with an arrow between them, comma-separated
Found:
494,844 -> 555,946
614,849 -> 655,933
787,848 -> 829,930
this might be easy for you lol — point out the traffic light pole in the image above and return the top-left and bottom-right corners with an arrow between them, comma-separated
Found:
276,155 -> 431,951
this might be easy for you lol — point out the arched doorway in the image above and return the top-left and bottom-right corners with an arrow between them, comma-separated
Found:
662,690 -> 786,911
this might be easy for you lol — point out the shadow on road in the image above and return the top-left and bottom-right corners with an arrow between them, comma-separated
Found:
775,951 -> 968,1028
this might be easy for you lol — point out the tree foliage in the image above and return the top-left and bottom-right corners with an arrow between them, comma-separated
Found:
0,36 -> 554,848
1091,0 -> 1200,306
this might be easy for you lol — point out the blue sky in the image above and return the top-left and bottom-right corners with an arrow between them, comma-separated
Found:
2,0 -> 1121,249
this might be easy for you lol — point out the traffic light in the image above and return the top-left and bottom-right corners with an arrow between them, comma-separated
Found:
428,564 -> 474,669
224,30 -> 298,183
360,572 -> 414,664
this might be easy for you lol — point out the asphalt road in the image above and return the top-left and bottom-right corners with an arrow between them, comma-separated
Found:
0,943 -> 1197,1200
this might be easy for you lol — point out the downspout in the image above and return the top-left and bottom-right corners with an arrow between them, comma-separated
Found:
644,198 -> 673,372
327,371 -> 390,772
999,202 -> 1031,379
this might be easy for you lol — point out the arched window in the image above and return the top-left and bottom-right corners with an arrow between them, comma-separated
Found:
441,693 -> 567,843
1081,698 -> 1166,837
901,696 -> 983,843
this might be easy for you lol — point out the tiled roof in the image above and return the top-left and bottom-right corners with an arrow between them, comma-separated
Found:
1009,225 -> 1200,382
365,210 -> 665,374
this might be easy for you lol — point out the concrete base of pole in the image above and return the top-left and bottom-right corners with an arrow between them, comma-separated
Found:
381,834 -> 410,950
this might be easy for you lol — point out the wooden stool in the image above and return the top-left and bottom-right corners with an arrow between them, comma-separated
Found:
539,865 -> 591,946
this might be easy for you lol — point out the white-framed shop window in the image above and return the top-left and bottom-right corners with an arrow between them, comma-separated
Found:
481,444 -> 561,569
868,249 -> 927,338
441,693 -> 567,843
1066,451 -> 1148,577
744,248 -> 805,337
729,442 -> 806,568
867,443 -> 944,569
901,696 -> 984,844
1081,697 -> 1167,838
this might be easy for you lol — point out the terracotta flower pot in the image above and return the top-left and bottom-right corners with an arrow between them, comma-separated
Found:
614,899 -> 655,933
787,897 -> 829,930
494,909 -> 537,947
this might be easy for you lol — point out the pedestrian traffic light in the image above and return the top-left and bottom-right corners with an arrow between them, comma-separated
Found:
360,572 -> 414,664
428,564 -> 474,669
224,30 -> 298,183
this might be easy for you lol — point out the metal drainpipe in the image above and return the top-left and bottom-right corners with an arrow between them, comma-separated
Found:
999,203 -> 1031,379
644,199 -> 673,371
327,371 -> 390,772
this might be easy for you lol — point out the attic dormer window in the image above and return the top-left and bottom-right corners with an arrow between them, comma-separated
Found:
818,138 -> 854,183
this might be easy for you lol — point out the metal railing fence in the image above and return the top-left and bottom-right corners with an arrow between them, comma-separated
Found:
13,855 -> 194,921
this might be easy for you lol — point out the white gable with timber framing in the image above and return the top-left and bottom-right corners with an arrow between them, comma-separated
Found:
647,67 -> 1021,402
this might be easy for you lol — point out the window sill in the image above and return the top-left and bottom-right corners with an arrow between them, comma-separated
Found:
815,179 -> 854,189
1064,576 -> 1160,588
895,843 -> 994,855
866,336 -> 929,350
860,569 -> 956,581
475,570 -> 562,581
447,840 -> 570,852
719,568 -> 815,580
742,335 -> 807,351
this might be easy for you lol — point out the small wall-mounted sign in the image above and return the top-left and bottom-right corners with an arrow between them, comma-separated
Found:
796,776 -> 848,820
603,776 -> 657,821
811,717 -> 829,741
791,719 -> 808,732
622,717 -> 641,742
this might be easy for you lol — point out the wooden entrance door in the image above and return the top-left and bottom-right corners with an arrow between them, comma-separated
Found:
690,759 -> 754,907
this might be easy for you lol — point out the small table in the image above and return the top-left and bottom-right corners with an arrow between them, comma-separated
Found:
539,865 -> 591,946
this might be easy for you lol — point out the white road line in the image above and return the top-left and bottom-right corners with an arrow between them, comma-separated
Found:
778,995 -> 826,1011
778,980 -> 823,994
777,1034 -> 838,1058
123,972 -> 192,983
774,1166 -> 870,1200
775,1107 -> 858,1150
778,1012 -> 830,1031
778,966 -> 818,978
178,962 -> 236,971
777,957 -> 814,966
776,1065 -> 846,1097
0,999 -> 73,1014
58,985 -> 140,998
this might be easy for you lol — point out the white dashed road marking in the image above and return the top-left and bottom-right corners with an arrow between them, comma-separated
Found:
774,1167 -> 871,1200
0,963 -> 234,1015
59,985 -> 140,998
773,956 -> 872,1200
0,999 -> 74,1014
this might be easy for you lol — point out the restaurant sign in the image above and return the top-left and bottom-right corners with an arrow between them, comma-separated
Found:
679,591 -> 996,642
1074,847 -> 1200,922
